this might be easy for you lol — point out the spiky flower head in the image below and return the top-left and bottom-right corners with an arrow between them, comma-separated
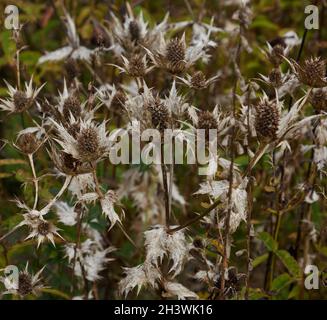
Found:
165,37 -> 186,74
129,20 -> 140,43
113,89 -> 127,109
77,127 -> 100,162
63,94 -> 81,119
52,118 -> 110,163
114,54 -> 154,78
51,146 -> 93,176
191,71 -> 207,89
197,110 -> 218,131
197,110 -> 218,143
177,72 -> 220,90
25,217 -> 63,248
1,263 -> 45,297
16,133 -> 39,155
255,98 -> 280,141
147,97 -> 169,132
129,55 -> 146,76
0,77 -> 45,113
293,57 -> 327,88
310,88 -> 327,113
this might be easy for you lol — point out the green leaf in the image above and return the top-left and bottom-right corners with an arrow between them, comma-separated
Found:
1,30 -> 15,61
276,250 -> 301,278
248,288 -> 269,300
0,159 -> 26,166
258,232 -> 278,252
288,283 -> 300,299
271,273 -> 293,292
251,15 -> 279,31
41,288 -> 71,300
0,173 -> 13,179
252,253 -> 268,268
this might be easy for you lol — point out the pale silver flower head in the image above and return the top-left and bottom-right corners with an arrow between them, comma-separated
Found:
1,262 -> 45,297
0,77 -> 45,113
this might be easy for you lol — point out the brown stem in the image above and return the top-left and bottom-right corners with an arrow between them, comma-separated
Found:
219,23 -> 243,299
245,86 -> 253,300
161,143 -> 170,226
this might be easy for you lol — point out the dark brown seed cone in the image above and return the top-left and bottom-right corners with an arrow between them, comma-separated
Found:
197,110 -> 218,142
18,272 -> 33,296
61,152 -> 79,172
310,89 -> 327,112
166,38 -> 186,74
92,25 -> 110,47
129,20 -> 140,43
269,37 -> 286,49
40,100 -> 52,115
111,89 -> 126,109
52,148 -> 92,175
269,44 -> 285,67
295,57 -> 327,87
13,91 -> 31,112
64,58 -> 80,80
37,221 -> 50,236
148,99 -> 169,132
191,71 -> 207,89
193,236 -> 205,249
63,95 -> 81,119
128,55 -> 146,77
77,127 -> 100,161
17,133 -> 38,154
268,68 -> 282,87
255,99 -> 280,141
197,111 -> 218,130
214,267 -> 243,299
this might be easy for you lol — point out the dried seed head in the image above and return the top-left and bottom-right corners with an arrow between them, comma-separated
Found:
128,55 -> 146,77
18,272 -> 33,296
148,98 -> 169,132
92,25 -> 110,47
37,221 -> 50,236
214,267 -> 243,298
269,37 -> 286,48
64,58 -> 80,79
13,91 -> 31,112
17,133 -> 38,154
52,147 -> 91,176
295,57 -> 327,87
63,95 -> 81,119
129,20 -> 140,43
111,89 -> 126,109
191,71 -> 207,89
310,89 -> 327,112
255,99 -> 280,141
193,237 -> 205,249
166,38 -> 186,74
268,68 -> 282,87
197,111 -> 218,131
40,100 -> 52,115
61,152 -> 78,171
197,111 -> 217,143
77,127 -> 100,161
269,44 -> 285,66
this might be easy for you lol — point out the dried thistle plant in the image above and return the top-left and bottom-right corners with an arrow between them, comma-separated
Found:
0,0 -> 327,302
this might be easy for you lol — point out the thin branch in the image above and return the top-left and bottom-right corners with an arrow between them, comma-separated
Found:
28,154 -> 39,210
